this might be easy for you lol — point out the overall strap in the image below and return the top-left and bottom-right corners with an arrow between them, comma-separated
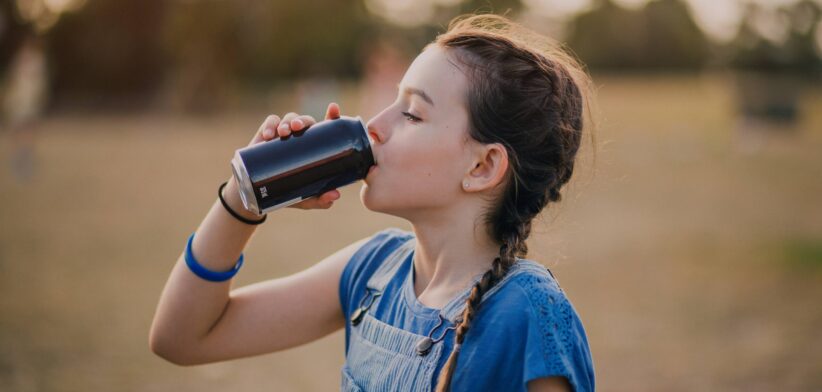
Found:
365,236 -> 416,293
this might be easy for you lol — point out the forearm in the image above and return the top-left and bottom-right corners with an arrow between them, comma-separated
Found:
149,108 -> 343,364
149,176 -> 262,361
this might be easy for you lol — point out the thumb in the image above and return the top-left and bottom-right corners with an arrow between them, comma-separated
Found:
325,102 -> 341,120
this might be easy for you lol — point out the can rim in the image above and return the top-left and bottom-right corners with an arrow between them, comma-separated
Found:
353,115 -> 376,166
230,150 -> 262,216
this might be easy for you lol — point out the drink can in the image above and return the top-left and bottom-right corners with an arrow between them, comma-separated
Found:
230,115 -> 374,215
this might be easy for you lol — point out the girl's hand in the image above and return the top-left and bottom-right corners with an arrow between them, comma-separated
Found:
247,103 -> 343,210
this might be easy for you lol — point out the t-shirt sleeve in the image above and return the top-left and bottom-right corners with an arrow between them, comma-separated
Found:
338,227 -> 413,320
518,274 -> 595,392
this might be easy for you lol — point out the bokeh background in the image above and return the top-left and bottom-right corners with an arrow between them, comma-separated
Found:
1,0 -> 821,390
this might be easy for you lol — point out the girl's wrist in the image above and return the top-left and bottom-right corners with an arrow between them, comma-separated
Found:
222,177 -> 266,221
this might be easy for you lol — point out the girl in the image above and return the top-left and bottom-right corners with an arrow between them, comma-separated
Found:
150,14 -> 595,392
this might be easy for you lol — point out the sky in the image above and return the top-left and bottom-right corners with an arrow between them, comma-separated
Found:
368,0 -> 822,46
619,0 -> 821,42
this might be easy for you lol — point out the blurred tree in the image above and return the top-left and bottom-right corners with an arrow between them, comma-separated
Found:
47,0 -> 165,106
566,0 -> 710,70
161,1 -> 240,112
243,0 -> 372,81
729,0 -> 822,129
0,0 -> 30,76
161,0 -> 375,111
729,0 -> 822,74
1,0 -> 86,88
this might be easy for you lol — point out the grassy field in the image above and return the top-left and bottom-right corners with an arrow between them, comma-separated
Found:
1,74 -> 821,391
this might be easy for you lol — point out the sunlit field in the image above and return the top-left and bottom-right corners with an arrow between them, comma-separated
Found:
1,74 -> 821,391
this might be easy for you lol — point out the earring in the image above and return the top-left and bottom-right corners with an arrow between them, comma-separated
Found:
463,181 -> 469,189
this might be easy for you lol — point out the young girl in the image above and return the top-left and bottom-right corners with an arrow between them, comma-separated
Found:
150,14 -> 595,392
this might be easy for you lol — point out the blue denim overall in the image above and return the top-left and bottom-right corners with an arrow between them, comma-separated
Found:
340,235 -> 561,391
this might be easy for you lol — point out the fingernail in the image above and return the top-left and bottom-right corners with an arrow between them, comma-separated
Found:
279,123 -> 289,132
263,129 -> 273,138
293,119 -> 304,129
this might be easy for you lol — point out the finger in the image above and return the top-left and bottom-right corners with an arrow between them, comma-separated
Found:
319,189 -> 340,207
290,115 -> 316,132
288,189 -> 339,210
325,102 -> 341,120
315,197 -> 335,209
261,115 -> 282,141
254,115 -> 281,144
321,189 -> 340,202
278,112 -> 299,137
308,190 -> 340,209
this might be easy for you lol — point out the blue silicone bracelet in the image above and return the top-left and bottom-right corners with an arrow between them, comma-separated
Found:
184,233 -> 244,282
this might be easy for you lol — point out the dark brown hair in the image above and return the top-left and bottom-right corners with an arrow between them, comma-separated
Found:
429,14 -> 594,392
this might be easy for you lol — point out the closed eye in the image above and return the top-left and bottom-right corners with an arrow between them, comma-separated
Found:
401,111 -> 422,123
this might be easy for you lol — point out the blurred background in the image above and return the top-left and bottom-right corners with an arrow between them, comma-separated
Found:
1,0 -> 821,390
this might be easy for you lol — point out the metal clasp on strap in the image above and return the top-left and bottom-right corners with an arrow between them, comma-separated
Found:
351,289 -> 382,326
415,313 -> 461,356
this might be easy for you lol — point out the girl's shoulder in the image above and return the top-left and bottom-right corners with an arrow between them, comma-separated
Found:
339,227 -> 413,313
476,260 -> 596,392
343,227 -> 414,275
506,260 -> 571,314
478,258 -> 569,317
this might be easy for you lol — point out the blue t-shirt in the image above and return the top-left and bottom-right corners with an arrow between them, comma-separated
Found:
339,228 -> 595,392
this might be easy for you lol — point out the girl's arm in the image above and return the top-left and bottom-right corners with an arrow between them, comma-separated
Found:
528,376 -> 572,392
149,106 -> 358,365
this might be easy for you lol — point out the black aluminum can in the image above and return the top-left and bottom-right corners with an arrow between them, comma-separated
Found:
230,116 -> 374,215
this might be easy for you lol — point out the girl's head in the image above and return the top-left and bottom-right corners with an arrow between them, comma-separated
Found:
362,14 -> 591,234
362,14 -> 593,391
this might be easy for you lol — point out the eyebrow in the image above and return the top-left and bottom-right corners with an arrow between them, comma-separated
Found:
398,84 -> 435,107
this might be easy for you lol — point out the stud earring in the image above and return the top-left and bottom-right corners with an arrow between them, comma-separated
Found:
463,181 -> 469,189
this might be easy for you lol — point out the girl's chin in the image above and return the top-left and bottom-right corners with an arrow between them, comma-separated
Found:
359,182 -> 373,201
360,183 -> 386,211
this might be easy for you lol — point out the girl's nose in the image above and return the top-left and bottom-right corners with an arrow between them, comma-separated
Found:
365,116 -> 385,145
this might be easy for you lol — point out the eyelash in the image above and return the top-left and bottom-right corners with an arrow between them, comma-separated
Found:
401,111 -> 422,123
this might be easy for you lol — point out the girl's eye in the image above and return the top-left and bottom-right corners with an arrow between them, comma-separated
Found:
401,111 -> 422,123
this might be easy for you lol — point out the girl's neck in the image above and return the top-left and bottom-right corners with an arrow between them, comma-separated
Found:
408,216 -> 501,309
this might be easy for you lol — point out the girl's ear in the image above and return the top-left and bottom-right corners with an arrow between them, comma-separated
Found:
464,143 -> 508,192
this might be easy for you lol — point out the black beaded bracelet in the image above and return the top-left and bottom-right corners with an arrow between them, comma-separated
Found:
218,181 -> 267,225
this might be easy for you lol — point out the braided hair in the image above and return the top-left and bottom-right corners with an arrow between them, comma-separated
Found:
430,15 -> 593,392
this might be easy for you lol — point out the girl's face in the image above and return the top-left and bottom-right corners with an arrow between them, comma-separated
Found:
361,45 -> 478,218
